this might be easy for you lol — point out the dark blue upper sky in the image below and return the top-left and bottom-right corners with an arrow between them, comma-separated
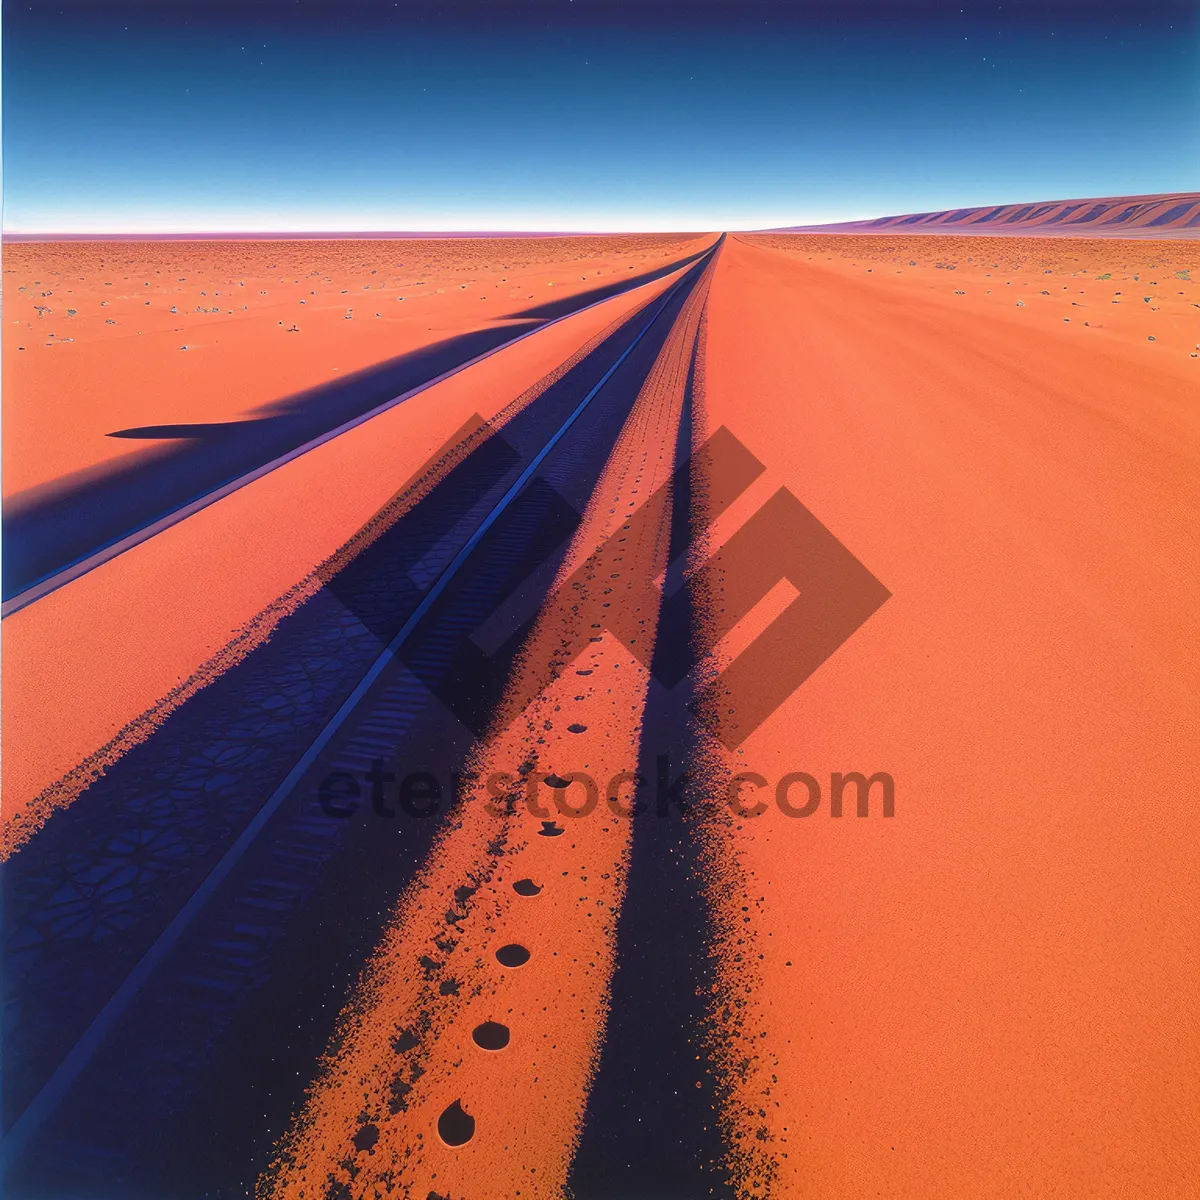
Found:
4,0 -> 1197,232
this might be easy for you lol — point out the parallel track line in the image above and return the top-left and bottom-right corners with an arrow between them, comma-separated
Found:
2,247 -> 713,619
0,245 -> 714,1170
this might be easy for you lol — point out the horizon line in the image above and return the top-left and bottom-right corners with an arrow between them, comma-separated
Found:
7,191 -> 1197,243
2,228 -> 726,243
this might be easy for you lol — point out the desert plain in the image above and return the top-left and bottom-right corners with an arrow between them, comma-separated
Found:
2,226 -> 1197,1198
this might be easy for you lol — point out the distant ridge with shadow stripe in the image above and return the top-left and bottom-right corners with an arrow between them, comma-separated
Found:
766,191 -> 1200,238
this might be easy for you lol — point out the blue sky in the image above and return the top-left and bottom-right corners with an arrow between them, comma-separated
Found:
4,2 -> 1197,232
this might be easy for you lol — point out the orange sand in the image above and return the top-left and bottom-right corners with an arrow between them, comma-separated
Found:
4,228 -> 1197,1193
2,235 -> 711,498
263,256 -> 712,1198
1,256 -> 702,853
699,235 -> 1199,1195
742,234 -> 1200,362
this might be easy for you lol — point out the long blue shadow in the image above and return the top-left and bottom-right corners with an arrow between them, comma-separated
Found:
3,240 -> 713,602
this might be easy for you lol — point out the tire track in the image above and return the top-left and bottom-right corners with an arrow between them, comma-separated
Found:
259,245 -> 721,1200
566,300 -> 736,1200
